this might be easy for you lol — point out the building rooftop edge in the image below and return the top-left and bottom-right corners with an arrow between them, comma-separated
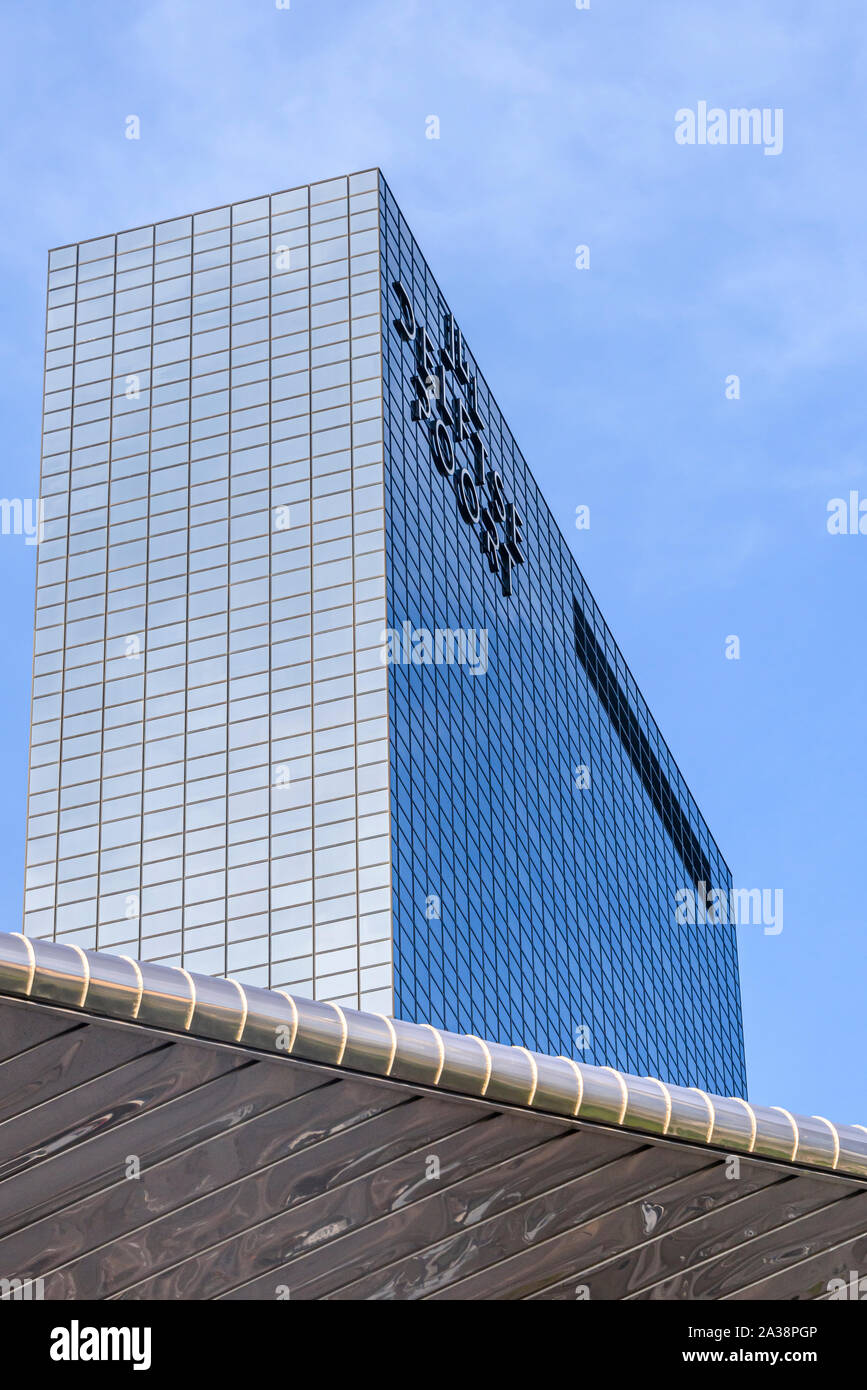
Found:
46,166 -> 383,255
1,930 -> 863,1179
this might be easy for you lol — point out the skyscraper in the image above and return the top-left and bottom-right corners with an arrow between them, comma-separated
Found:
23,169 -> 746,1093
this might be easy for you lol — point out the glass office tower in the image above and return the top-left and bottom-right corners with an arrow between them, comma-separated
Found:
23,169 -> 747,1094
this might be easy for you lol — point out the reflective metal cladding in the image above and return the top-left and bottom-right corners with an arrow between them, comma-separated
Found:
0,934 -> 864,1182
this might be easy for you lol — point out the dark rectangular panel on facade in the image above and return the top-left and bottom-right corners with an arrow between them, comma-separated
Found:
573,597 -> 715,898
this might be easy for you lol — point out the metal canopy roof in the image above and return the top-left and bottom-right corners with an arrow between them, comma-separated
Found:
0,932 -> 865,1300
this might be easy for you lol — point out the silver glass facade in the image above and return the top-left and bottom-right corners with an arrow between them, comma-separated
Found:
24,169 -> 394,1013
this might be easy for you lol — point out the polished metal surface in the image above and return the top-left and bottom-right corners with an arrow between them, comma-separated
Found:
0,987 -> 865,1301
0,931 -> 865,1181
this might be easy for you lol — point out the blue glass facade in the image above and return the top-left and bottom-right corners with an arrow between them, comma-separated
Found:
379,173 -> 747,1095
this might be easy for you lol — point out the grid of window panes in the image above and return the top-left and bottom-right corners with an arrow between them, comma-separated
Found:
379,174 -> 747,1094
24,170 -> 393,1013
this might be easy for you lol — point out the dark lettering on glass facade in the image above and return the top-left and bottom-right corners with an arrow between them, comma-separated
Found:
392,279 -> 526,597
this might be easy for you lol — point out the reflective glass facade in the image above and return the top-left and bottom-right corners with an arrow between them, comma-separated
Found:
24,170 -> 393,1013
379,174 -> 746,1094
24,169 -> 746,1094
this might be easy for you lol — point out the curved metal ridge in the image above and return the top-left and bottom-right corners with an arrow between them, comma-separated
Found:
1,932 -> 865,1180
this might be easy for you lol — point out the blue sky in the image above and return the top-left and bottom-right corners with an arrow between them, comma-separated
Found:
1,0 -> 865,1119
